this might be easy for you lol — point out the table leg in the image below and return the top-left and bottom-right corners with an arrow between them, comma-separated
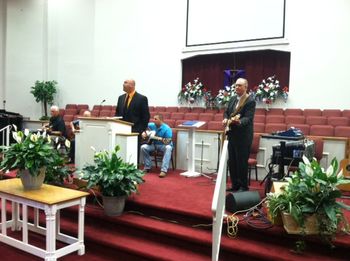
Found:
45,205 -> 57,261
78,197 -> 86,255
1,198 -> 6,235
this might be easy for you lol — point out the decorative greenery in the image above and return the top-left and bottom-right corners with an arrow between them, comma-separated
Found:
79,146 -> 145,197
252,75 -> 288,105
44,152 -> 70,185
30,80 -> 58,118
178,77 -> 207,105
215,84 -> 236,108
0,126 -> 68,177
266,156 -> 350,247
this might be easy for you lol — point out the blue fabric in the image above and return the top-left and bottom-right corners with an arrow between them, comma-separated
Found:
72,120 -> 80,128
148,122 -> 172,146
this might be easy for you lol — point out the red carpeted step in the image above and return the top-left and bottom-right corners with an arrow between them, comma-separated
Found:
60,205 -> 349,261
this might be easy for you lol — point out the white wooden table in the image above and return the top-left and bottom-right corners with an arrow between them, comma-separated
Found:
0,178 -> 89,261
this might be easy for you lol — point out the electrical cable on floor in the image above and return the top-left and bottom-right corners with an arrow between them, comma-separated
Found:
226,197 -> 268,238
242,208 -> 273,229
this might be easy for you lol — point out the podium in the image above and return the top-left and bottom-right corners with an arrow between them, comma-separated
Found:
178,121 -> 205,177
75,117 -> 138,172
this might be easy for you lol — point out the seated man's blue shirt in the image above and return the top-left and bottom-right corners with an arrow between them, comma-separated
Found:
148,122 -> 172,146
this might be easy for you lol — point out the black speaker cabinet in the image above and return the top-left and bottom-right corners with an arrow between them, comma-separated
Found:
225,191 -> 261,213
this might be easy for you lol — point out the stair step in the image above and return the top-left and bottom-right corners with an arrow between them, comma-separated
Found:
60,206 -> 348,261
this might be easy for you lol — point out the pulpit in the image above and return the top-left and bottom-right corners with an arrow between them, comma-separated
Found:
75,117 -> 138,172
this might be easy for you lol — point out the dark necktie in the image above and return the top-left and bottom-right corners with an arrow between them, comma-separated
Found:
123,95 -> 130,115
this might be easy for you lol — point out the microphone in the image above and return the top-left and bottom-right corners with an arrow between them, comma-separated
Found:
100,99 -> 106,106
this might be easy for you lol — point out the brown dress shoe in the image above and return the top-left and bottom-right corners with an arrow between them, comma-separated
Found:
159,171 -> 167,178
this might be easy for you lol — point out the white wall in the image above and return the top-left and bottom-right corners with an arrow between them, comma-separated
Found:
0,0 -> 5,108
3,0 -> 350,119
286,0 -> 350,109
5,0 -> 46,117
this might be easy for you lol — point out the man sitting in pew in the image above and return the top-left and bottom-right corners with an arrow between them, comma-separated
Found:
43,105 -> 67,138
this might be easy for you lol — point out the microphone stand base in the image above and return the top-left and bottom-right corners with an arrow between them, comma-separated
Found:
180,171 -> 201,178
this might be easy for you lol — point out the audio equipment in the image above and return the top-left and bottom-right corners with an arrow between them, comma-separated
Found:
225,190 -> 261,213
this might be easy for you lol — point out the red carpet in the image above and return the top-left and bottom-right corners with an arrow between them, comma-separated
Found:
1,169 -> 350,260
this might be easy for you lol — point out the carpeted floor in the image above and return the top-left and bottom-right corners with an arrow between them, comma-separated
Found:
1,168 -> 350,260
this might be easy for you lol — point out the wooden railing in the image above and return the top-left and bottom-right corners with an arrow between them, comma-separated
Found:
0,125 -> 12,148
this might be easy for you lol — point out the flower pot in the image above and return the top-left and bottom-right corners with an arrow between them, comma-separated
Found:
19,167 -> 46,190
102,195 -> 126,216
281,212 -> 318,235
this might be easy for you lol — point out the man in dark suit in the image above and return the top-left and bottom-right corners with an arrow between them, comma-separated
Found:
223,78 -> 256,192
116,79 -> 150,133
116,79 -> 150,162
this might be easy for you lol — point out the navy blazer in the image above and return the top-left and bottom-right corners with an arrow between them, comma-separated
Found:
116,92 -> 150,134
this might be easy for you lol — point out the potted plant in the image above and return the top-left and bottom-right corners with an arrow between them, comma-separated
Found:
44,152 -> 70,186
266,156 -> 350,250
79,145 -> 145,216
30,80 -> 57,120
0,126 -> 67,189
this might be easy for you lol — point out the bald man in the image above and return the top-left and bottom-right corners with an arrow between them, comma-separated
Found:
116,79 -> 150,134
116,79 -> 150,164
223,78 -> 256,192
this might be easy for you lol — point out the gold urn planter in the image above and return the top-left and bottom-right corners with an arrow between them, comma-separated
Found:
281,212 -> 318,235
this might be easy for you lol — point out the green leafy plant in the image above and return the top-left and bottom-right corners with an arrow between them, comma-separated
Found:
266,156 -> 350,248
30,80 -> 57,118
79,146 -> 145,197
44,152 -> 70,185
0,127 -> 67,177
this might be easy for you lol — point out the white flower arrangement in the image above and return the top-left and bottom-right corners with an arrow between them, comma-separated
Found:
253,75 -> 288,105
178,77 -> 207,105
215,84 -> 236,108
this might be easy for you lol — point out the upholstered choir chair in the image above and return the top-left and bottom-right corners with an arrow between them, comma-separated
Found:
248,133 -> 261,184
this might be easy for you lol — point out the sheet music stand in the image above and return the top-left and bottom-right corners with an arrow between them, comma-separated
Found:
178,121 -> 205,178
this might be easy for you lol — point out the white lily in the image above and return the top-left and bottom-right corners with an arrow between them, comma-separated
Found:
337,170 -> 343,179
325,165 -> 334,178
65,139 -> 71,148
12,124 -> 17,131
30,134 -> 38,142
12,132 -> 22,143
24,129 -> 30,136
302,155 -> 310,165
305,165 -> 314,176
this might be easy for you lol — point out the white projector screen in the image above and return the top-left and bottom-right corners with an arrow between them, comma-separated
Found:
186,0 -> 286,47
